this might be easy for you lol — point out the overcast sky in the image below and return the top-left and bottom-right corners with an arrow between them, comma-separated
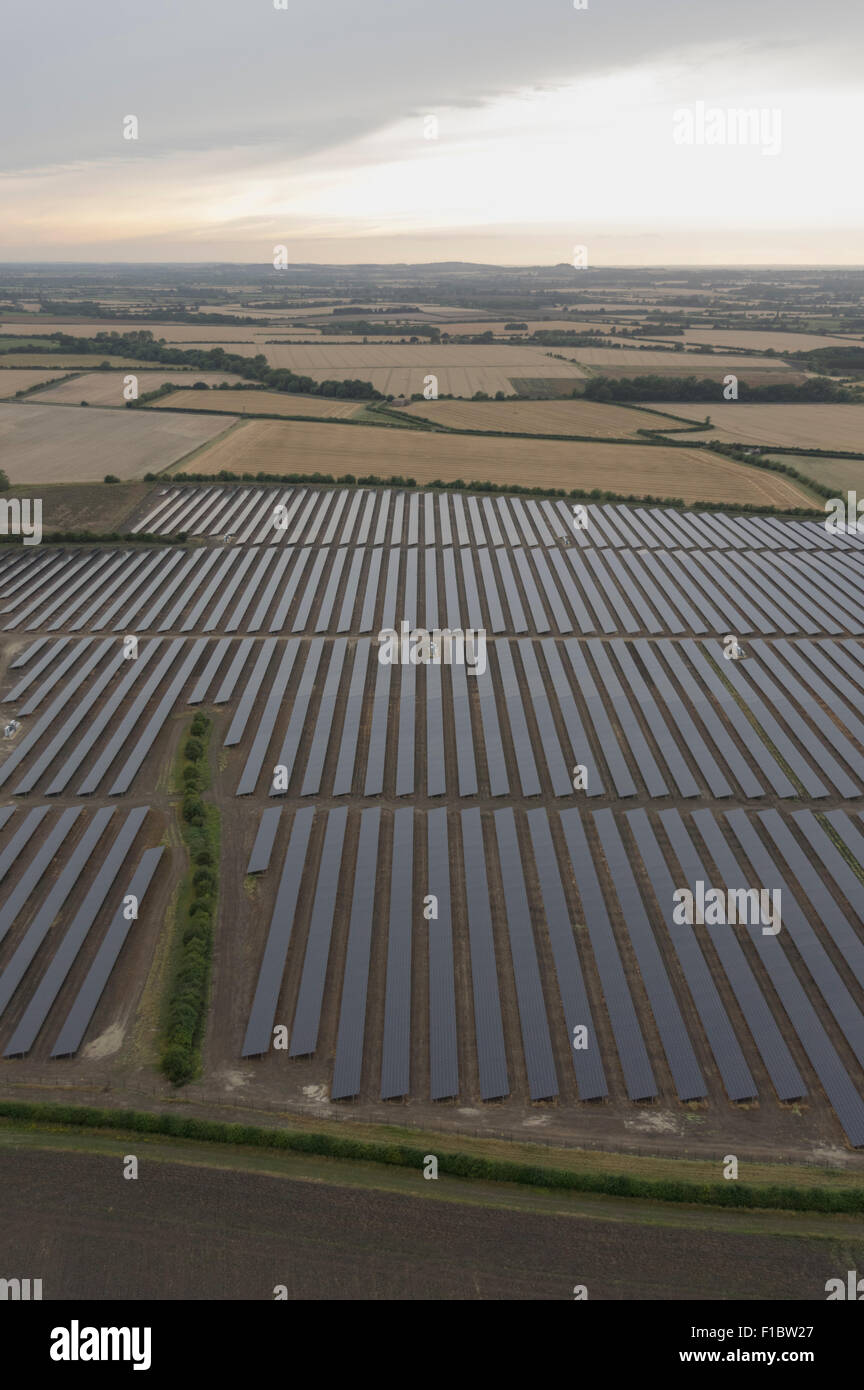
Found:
2,0 -> 862,264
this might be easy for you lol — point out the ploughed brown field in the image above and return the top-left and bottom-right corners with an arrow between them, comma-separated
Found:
181,416 -> 817,506
1,1148 -> 856,1300
399,397 -> 667,436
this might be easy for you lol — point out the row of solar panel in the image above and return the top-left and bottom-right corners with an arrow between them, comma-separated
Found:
0,805 -> 162,1058
132,486 -> 864,553
240,803 -> 864,1146
3,538 -> 864,637
5,633 -> 864,800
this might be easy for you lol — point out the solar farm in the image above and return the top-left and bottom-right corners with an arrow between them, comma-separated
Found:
1,482 -> 864,1157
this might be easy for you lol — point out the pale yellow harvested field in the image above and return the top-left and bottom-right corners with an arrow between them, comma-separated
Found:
181,418 -> 815,507
572,348 -> 801,375
0,402 -> 237,483
0,320 -> 268,343
657,402 -> 864,452
680,328 -> 863,352
208,343 -> 585,396
417,320 -> 613,336
0,370 -> 71,398
400,398 -> 655,436
152,389 -> 362,418
0,354 -> 157,369
31,370 -> 245,406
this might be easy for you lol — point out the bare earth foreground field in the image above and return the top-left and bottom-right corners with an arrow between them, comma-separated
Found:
0,402 -> 238,483
180,417 -> 816,506
1,1145 -> 858,1300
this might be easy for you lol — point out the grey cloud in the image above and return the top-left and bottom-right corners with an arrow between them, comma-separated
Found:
2,0 -> 860,172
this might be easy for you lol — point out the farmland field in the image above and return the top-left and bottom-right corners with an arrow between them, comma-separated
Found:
153,388 -> 364,417
0,353 -> 163,369
172,342 -> 587,395
679,328 -> 864,352
180,416 -> 816,505
765,453 -> 864,493
0,401 -> 238,482
571,348 -> 806,378
31,369 -> 245,406
399,397 -> 672,436
0,369 -> 71,398
656,402 -> 864,452
1,1145 -> 855,1301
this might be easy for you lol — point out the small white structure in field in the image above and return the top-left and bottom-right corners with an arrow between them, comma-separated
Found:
3,719 -> 20,738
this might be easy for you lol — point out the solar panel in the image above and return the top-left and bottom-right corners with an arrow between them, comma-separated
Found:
247,808 -> 282,875
395,662 -> 416,797
189,637 -> 232,704
270,639 -> 324,794
725,811 -> 864,1070
13,644 -> 127,795
236,641 -> 300,795
373,491 -> 391,546
0,806 -> 83,947
423,493 -> 435,546
592,809 -> 705,1101
402,547 -> 418,629
333,642 -> 371,795
358,548 -> 383,631
424,548 -> 439,630
626,809 -> 756,1102
586,641 -> 667,797
267,548 -> 311,630
451,494 -> 470,546
512,550 -> 550,632
493,642 -> 540,797
460,809 -> 509,1100
678,641 -> 794,796
289,807 -> 348,1056
380,809 -> 414,1098
246,549 -> 293,630
692,809 -> 864,1146
562,640 -> 635,797
442,549 -> 460,630
290,549 -> 329,631
539,641 -> 603,797
0,643 -> 115,791
202,548 -> 260,631
363,654 -> 391,796
427,808 -> 459,1099
714,647 -> 830,797
516,640 -> 574,798
313,548 -> 348,632
242,807 -> 316,1056
525,809 -> 607,1099
389,493 -> 405,546
426,662 -> 446,797
628,641 -> 730,798
528,549 -> 572,633
301,640 -> 348,796
50,846 -> 164,1058
108,639 -> 207,794
449,661 -> 478,797
458,549 -> 483,629
472,659 -> 509,797
0,806 -> 117,1019
336,549 -> 365,631
224,639 -> 277,747
331,808 -> 382,1099
379,548 -> 401,633
562,552 -> 616,633
493,549 -> 528,631
493,810 -> 558,1100
475,549 -> 506,632
659,808 -> 804,1100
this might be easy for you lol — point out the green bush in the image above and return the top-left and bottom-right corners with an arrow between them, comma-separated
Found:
184,737 -> 204,762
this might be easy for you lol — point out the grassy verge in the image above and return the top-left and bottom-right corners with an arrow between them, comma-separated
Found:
159,713 -> 219,1085
0,1099 -> 861,1214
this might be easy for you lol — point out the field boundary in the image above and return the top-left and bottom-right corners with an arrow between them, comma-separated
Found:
0,1100 -> 861,1213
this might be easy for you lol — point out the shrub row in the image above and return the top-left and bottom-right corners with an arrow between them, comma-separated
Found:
149,470 -> 820,519
161,712 -> 217,1086
0,1099 -> 861,1214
